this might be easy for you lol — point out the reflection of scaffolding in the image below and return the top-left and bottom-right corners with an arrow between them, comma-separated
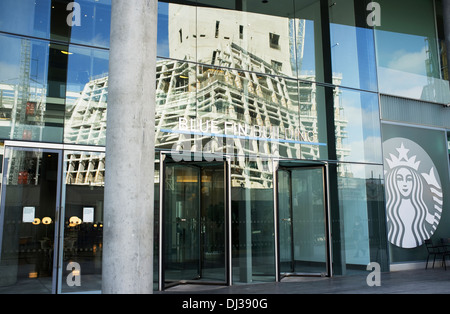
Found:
154,45 -> 347,187
63,41 -> 348,188
64,76 -> 108,186
65,152 -> 105,186
64,76 -> 108,146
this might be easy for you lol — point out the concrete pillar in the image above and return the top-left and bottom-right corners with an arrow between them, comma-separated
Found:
102,0 -> 157,294
443,0 -> 450,82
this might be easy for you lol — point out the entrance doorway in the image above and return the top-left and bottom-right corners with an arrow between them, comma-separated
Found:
277,164 -> 330,278
0,145 -> 62,293
0,142 -> 105,294
160,153 -> 230,289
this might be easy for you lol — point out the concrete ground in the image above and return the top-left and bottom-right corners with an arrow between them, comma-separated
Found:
159,268 -> 450,294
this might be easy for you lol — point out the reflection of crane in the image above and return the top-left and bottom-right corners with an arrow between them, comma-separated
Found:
11,39 -> 31,140
10,39 -> 46,142
290,19 -> 305,74
7,39 -> 45,185
8,39 -> 31,185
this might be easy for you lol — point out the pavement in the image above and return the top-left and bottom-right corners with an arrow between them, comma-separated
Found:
158,268 -> 450,294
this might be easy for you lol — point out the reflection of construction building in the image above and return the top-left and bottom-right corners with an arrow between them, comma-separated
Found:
63,5 -> 348,188
65,152 -> 105,187
64,74 -> 108,186
162,4 -> 348,186
63,44 -> 347,188
0,6 -> 349,188
154,48 -> 347,188
65,74 -> 108,147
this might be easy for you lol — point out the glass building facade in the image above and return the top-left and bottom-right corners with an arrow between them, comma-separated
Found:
0,0 -> 448,293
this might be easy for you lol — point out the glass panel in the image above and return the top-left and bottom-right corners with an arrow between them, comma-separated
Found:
0,0 -> 111,48
60,150 -> 104,293
160,0 -> 326,83
158,2 -> 197,61
64,45 -> 109,146
291,167 -> 327,274
335,163 -> 388,273
196,0 -> 297,79
436,0 -> 448,81
155,60 -> 329,161
195,64 -> 294,159
0,34 -> 66,143
157,1 -> 170,58
155,59 -> 197,152
278,167 -> 327,275
329,0 -> 378,91
164,164 -> 200,283
278,169 -> 292,273
299,81 -> 328,160
199,163 -> 226,281
0,147 -> 60,294
0,0 -> 51,39
163,160 -> 226,286
335,87 -> 382,163
68,0 -> 111,48
375,0 -> 450,104
294,0 -> 325,83
231,157 -> 275,284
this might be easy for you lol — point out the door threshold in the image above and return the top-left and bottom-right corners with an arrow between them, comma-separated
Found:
280,273 -> 329,283
163,280 -> 228,290
280,272 -> 327,278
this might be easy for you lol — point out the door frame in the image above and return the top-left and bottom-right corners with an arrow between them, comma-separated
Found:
274,160 -> 332,280
1,140 -> 105,293
158,151 -> 232,290
0,141 -> 63,294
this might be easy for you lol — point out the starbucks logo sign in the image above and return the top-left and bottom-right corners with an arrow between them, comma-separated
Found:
383,138 -> 443,248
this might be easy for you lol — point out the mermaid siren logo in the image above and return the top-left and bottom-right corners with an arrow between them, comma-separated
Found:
384,138 -> 443,249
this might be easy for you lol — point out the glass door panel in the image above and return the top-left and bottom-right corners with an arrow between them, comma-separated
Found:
0,146 -> 61,294
278,166 -> 328,277
278,169 -> 293,274
60,150 -> 105,293
291,167 -> 327,274
199,164 -> 226,282
162,159 -> 227,288
164,164 -> 201,283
